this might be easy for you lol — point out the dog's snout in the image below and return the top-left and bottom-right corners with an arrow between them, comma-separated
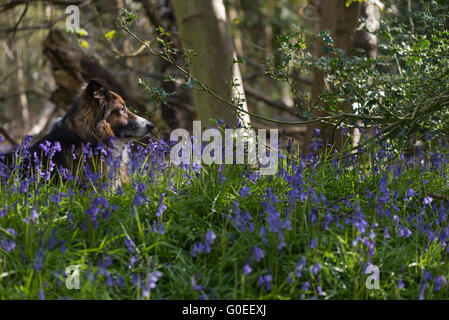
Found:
146,122 -> 154,130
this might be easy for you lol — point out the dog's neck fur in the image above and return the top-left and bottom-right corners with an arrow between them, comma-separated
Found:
112,139 -> 128,162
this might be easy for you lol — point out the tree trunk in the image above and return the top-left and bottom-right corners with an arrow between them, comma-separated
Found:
171,0 -> 251,128
304,0 -> 335,154
138,0 -> 194,132
304,0 -> 360,154
334,0 -> 359,56
3,38 -> 30,132
43,30 -> 147,116
352,2 -> 380,147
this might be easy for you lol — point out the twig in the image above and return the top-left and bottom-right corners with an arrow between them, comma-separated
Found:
244,85 -> 302,116
0,126 -> 18,146
11,0 -> 29,35
240,55 -> 313,86
0,66 -> 21,83
0,0 -> 91,32
0,0 -> 85,14
428,193 -> 449,201
119,19 -> 389,127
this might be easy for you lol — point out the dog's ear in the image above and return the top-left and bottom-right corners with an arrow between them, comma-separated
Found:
85,79 -> 109,102
97,120 -> 115,141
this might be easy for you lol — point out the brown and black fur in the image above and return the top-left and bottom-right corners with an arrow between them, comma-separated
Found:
0,80 -> 153,183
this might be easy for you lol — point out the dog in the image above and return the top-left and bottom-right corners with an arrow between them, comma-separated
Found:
0,79 -> 154,185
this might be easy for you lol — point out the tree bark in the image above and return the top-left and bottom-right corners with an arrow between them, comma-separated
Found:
304,0 -> 335,154
352,2 -> 380,147
171,0 -> 251,128
304,0 -> 360,154
43,30 -> 147,116
138,0 -> 194,132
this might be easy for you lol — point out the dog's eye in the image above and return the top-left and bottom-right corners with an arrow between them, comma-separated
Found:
120,107 -> 126,113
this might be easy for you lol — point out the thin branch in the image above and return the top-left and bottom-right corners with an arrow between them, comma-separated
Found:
0,0 -> 85,14
119,19 -> 386,126
244,85 -> 302,117
240,55 -> 313,86
0,67 -> 21,83
0,0 -> 91,32
252,122 -> 306,136
0,126 -> 18,146
166,97 -> 196,115
11,0 -> 29,35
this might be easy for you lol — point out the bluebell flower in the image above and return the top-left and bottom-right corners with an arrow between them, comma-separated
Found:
302,281 -> 310,292
439,202 -> 447,222
34,249 -> 44,272
257,272 -> 272,291
48,230 -> 56,250
423,270 -> 432,282
434,275 -> 447,292
124,236 -> 135,253
384,227 -> 390,240
398,225 -> 412,238
296,257 -> 306,278
393,215 -> 399,226
129,256 -> 138,268
419,282 -> 427,300
398,276 -> 404,289
0,238 -> 15,252
192,242 -> 205,258
324,212 -> 333,230
23,207 -> 39,224
190,276 -> 204,291
39,140 -> 51,156
6,228 -> 17,237
253,246 -> 265,262
0,206 -> 6,218
312,263 -> 321,276
117,275 -> 125,287
239,186 -> 250,198
310,238 -> 317,249
39,289 -> 45,300
423,196 -> 433,207
156,193 -> 167,217
59,240 -> 67,254
142,271 -> 163,298
243,264 -> 252,275
205,230 -> 216,244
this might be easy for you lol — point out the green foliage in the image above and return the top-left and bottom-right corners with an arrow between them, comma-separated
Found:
120,8 -> 137,24
2,132 -> 449,299
263,1 -> 449,151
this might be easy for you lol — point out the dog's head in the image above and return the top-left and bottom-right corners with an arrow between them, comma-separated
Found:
80,80 -> 154,142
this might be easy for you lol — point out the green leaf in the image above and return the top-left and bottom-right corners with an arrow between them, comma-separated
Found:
232,57 -> 246,64
417,39 -> 431,49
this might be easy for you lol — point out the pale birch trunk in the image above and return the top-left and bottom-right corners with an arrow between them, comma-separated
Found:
171,0 -> 251,128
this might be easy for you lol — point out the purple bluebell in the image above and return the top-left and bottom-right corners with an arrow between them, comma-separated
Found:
253,246 -> 265,262
243,264 -> 252,275
191,276 -> 204,291
257,273 -> 272,291
156,193 -> 167,217
398,276 -> 404,289
142,271 -> 163,298
312,263 -> 321,276
434,275 -> 447,291
310,238 -> 318,249
124,236 -> 135,253
423,196 -> 433,207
